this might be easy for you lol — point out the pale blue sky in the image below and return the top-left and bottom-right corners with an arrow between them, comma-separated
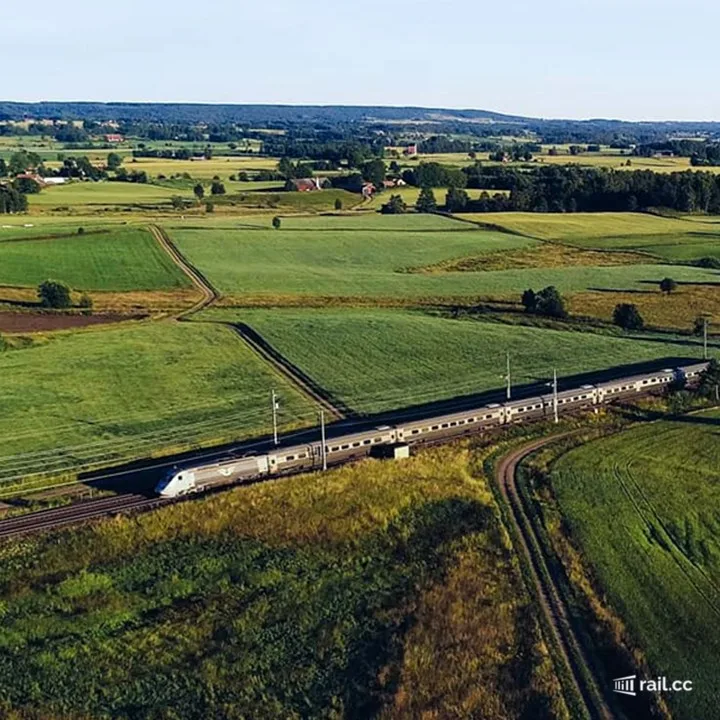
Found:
7,0 -> 719,120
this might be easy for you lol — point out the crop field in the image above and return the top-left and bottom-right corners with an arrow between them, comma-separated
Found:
0,228 -> 190,291
172,223 -> 720,300
200,308 -> 707,413
550,412 -> 720,719
125,155 -> 280,178
277,212 -> 473,231
458,212 -> 704,241
0,444 -> 565,719
560,231 -> 720,262
27,181 -> 193,210
171,225 -> 540,298
0,322 -> 316,489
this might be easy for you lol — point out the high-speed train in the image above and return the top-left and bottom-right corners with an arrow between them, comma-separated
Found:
155,362 -> 707,498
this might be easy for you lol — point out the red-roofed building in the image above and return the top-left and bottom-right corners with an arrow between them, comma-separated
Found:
105,134 -> 124,143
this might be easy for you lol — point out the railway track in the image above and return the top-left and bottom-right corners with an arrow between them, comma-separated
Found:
149,224 -> 219,316
0,494 -> 166,539
495,436 -> 616,720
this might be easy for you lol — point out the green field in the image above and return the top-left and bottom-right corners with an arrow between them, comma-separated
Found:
277,212 -> 473,231
0,228 -> 190,291
172,224 -> 720,299
0,445 -> 564,719
200,308 -> 707,413
171,225 -> 538,298
0,322 -> 315,489
462,212 -> 704,241
550,413 -> 720,719
27,181 -> 193,210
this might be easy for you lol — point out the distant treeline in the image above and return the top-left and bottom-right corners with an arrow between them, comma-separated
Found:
460,165 -> 720,213
4,102 -> 720,145
633,139 -> 720,166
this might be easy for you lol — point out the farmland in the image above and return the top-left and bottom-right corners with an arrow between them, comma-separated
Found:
0,444 -> 566,719
0,322 -> 315,491
171,224 -> 720,300
27,181 -> 193,211
199,308 -> 707,414
550,411 -> 720,720
0,228 -> 190,291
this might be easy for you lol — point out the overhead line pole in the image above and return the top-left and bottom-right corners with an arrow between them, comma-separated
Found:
553,369 -> 559,424
506,351 -> 512,400
704,316 -> 709,360
271,390 -> 279,446
320,410 -> 327,471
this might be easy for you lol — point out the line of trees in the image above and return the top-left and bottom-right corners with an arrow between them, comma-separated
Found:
458,165 -> 720,214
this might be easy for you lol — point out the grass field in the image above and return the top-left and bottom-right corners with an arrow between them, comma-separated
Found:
171,225 -> 539,298
0,444 -> 565,719
27,181 -> 193,211
200,308 -> 707,413
172,224 -> 720,300
457,212 -> 705,241
0,322 -> 315,489
0,228 -> 190,291
550,412 -> 720,719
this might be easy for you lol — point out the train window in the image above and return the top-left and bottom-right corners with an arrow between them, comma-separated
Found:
440,423 -> 448,428
431,425 -> 439,430
467,417 -> 475,423
411,429 -> 419,434
331,446 -> 340,452
363,439 -> 371,445
341,444 -> 349,450
449,421 -> 456,427
642,380 -> 648,384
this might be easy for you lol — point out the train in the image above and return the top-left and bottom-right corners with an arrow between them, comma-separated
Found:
155,362 -> 707,498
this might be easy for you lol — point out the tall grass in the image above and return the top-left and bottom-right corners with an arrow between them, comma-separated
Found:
0,445 -> 566,719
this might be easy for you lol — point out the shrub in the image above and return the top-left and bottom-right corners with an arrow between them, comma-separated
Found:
380,194 -> 407,215
272,216 -> 282,230
38,280 -> 72,309
613,303 -> 644,330
77,227 -> 85,235
659,277 -> 677,294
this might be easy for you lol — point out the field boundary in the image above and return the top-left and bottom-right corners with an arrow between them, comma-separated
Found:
230,322 -> 349,421
148,224 -> 219,317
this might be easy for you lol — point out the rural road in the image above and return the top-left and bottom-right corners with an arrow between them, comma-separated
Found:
495,435 -> 617,720
149,224 -> 219,316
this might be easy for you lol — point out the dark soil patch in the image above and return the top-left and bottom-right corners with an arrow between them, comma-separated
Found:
0,311 -> 146,333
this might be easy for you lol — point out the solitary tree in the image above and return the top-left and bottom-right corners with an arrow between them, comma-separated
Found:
660,277 -> 678,294
106,152 -> 123,171
193,184 -> 205,201
205,201 -> 215,213
613,303 -> 644,330
334,198 -> 343,211
38,280 -> 71,309
416,186 -> 437,213
272,216 -> 282,229
210,181 -> 226,195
